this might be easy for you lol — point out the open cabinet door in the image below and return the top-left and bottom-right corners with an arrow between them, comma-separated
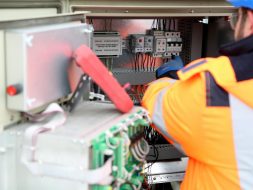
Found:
0,13 -> 88,131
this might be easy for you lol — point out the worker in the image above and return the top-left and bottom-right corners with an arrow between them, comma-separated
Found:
141,0 -> 253,189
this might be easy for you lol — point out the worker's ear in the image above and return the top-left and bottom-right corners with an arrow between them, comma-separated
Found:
248,10 -> 253,34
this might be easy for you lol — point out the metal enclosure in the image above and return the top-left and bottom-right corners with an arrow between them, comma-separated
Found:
0,1 -> 237,189
0,102 -> 149,190
5,22 -> 92,111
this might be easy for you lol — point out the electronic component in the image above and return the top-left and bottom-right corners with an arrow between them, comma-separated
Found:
165,32 -> 182,42
144,158 -> 188,184
144,36 -> 154,53
121,39 -> 129,49
153,37 -> 166,53
164,32 -> 183,57
149,30 -> 164,36
92,32 -> 122,57
130,34 -> 145,53
152,53 -> 163,58
1,102 -> 150,190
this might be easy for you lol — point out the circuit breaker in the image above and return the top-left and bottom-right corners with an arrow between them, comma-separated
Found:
144,36 -> 153,53
130,34 -> 145,53
153,37 -> 167,54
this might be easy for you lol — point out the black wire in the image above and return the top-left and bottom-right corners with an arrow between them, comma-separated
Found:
134,54 -> 137,71
143,54 -> 147,71
151,19 -> 155,29
89,19 -> 93,25
173,19 -> 176,31
104,19 -> 107,31
136,53 -> 139,71
174,19 -> 177,31
110,19 -> 112,31
138,53 -> 141,71
164,19 -> 166,31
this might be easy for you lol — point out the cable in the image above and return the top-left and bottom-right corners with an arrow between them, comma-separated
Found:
134,143 -> 145,159
139,138 -> 150,156
110,19 -> 112,31
121,131 -> 131,156
151,19 -> 155,29
105,132 -> 119,149
131,146 -> 144,162
104,19 -> 107,31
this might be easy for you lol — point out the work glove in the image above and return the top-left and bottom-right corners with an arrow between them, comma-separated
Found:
156,55 -> 184,79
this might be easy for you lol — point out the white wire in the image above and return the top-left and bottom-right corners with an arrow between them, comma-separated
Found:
134,143 -> 145,160
105,132 -> 119,149
135,138 -> 150,160
139,138 -> 150,156
136,180 -> 142,190
130,146 -> 144,162
121,131 -> 131,157
136,140 -> 146,156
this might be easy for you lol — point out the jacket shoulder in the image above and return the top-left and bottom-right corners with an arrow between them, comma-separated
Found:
177,58 -> 211,81
177,57 -> 230,81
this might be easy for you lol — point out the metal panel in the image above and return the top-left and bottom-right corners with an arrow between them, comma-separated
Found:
5,22 -> 92,111
147,173 -> 185,184
0,1 -> 62,13
145,158 -> 188,175
0,8 -> 57,21
113,71 -> 156,85
146,144 -> 186,162
190,23 -> 203,61
0,31 -> 20,131
70,0 -> 235,17
145,158 -> 188,184
0,14 -> 86,30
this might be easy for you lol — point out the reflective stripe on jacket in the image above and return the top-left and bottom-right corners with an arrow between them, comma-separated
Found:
142,50 -> 253,190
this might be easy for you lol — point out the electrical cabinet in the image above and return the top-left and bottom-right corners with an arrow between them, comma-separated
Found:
0,1 -> 236,190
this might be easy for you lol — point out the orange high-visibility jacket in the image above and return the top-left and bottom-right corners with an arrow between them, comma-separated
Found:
142,37 -> 253,189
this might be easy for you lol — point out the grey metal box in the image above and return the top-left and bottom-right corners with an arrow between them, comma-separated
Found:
6,23 -> 92,111
0,102 -> 148,190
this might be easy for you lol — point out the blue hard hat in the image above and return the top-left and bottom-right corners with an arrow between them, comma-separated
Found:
227,0 -> 253,10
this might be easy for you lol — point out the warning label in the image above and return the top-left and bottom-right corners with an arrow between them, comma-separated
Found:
92,36 -> 122,56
